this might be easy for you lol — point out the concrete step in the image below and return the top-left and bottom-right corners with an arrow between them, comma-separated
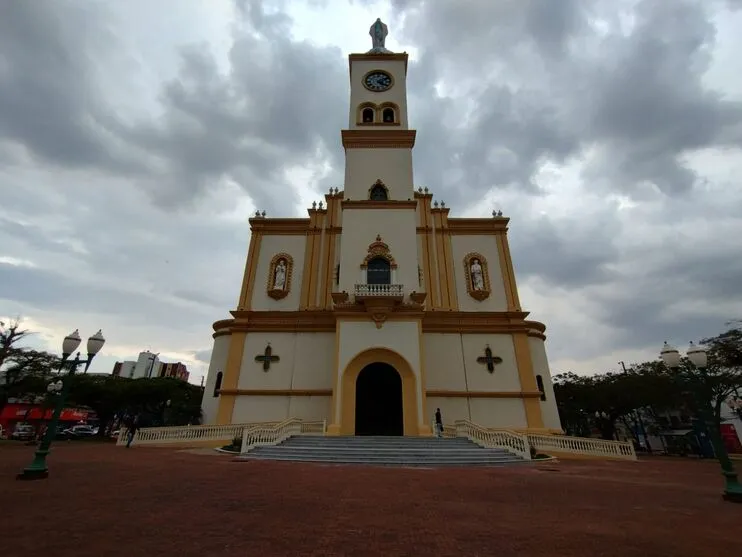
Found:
235,435 -> 525,468
240,454 -> 528,467
250,448 -> 515,459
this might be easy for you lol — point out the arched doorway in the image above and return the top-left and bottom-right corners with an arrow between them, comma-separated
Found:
355,362 -> 403,436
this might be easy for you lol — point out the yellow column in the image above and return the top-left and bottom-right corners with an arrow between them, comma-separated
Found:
215,331 -> 247,424
236,230 -> 262,310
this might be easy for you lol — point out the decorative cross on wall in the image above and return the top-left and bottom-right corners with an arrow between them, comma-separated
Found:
477,345 -> 502,374
255,344 -> 280,372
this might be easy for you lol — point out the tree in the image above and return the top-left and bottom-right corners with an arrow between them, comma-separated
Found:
1,319 -> 63,410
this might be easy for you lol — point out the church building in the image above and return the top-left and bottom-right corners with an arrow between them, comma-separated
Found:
201,20 -> 563,437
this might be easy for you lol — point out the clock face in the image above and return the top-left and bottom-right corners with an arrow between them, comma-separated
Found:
363,71 -> 393,92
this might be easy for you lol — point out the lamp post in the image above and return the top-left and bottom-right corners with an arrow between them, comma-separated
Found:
660,341 -> 742,503
17,329 -> 105,481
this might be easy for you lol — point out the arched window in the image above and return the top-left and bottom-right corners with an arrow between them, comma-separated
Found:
369,184 -> 388,200
366,257 -> 391,285
213,371 -> 223,398
362,107 -> 375,123
536,375 -> 546,401
382,107 -> 395,123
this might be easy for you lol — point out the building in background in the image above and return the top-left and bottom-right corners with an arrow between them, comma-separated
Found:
112,351 -> 160,379
112,351 -> 189,382
158,362 -> 190,382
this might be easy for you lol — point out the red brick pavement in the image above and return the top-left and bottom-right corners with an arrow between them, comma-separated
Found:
1,443 -> 740,557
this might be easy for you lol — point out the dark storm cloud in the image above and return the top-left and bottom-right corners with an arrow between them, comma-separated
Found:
394,0 -> 742,206
0,0 -> 347,215
1,0 -> 741,374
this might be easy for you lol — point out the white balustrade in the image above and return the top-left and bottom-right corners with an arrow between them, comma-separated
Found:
527,433 -> 637,460
241,419 -> 327,453
454,419 -> 532,460
118,421 -> 280,446
354,283 -> 403,297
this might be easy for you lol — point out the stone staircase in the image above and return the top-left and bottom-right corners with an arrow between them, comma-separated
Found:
237,435 -> 528,467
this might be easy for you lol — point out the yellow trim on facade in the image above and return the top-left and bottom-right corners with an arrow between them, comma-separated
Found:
336,347 -> 421,436
512,332 -> 545,429
250,218 -> 309,235
213,311 -> 546,336
307,212 -> 324,309
496,234 -> 517,311
237,230 -> 262,310
443,224 -> 458,310
327,325 -> 342,435
417,320 -> 432,435
218,389 -> 332,397
341,129 -> 417,149
426,390 -> 543,398
500,231 -> 521,310
215,332 -> 247,425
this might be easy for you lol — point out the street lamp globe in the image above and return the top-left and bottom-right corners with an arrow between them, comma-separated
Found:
87,330 -> 106,356
62,330 -> 82,357
687,341 -> 708,369
660,342 -> 681,369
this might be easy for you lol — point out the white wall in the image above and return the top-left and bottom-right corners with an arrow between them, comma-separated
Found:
343,149 -> 414,201
200,334 -> 231,425
450,235 -> 508,312
423,333 -> 522,391
349,58 -> 409,129
250,234 -> 307,311
529,337 -> 563,432
237,333 -> 335,391
337,208 -> 418,295
230,332 -> 335,424
336,320 -> 423,424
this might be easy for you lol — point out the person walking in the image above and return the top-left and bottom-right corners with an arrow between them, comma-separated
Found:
434,408 -> 443,438
125,415 -> 139,448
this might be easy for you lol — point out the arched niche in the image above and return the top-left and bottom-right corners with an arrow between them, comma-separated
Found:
368,179 -> 389,200
463,252 -> 491,301
267,252 -> 294,300
357,102 -> 378,125
379,102 -> 399,124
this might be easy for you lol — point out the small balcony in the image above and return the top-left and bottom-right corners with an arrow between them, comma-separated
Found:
354,284 -> 404,298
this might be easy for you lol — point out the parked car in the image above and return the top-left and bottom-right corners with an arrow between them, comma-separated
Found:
60,425 -> 98,439
11,423 -> 36,441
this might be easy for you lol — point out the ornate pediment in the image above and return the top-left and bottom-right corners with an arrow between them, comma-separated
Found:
361,234 -> 397,268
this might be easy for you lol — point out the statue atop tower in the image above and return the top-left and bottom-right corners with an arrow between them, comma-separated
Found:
368,18 -> 392,54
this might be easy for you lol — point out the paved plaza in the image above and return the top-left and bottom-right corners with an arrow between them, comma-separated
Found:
2,443 -> 740,556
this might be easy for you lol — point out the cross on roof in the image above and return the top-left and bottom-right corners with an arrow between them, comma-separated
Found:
476,345 -> 502,374
255,344 -> 280,372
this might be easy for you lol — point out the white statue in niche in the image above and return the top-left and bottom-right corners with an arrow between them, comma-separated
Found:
470,259 -> 484,291
273,260 -> 287,290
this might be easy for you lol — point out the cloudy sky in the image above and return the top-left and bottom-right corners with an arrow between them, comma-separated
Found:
2,0 -> 742,383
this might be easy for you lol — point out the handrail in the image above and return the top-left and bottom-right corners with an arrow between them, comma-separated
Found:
454,419 -> 531,460
240,419 -> 326,454
527,433 -> 636,460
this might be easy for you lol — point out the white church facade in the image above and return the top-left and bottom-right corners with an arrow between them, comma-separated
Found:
201,21 -> 563,437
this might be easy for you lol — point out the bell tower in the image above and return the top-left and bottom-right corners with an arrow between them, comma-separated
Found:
342,19 -> 415,202
337,19 -> 420,297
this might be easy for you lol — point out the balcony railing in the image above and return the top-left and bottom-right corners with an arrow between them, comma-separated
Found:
354,284 -> 404,297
